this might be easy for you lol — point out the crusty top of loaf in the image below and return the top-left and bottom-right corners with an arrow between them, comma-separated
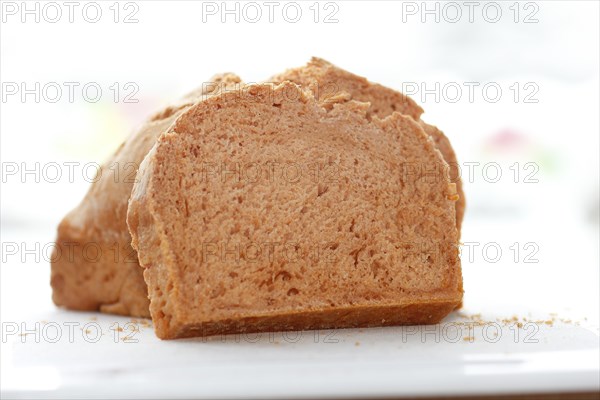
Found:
128,81 -> 461,336
270,57 -> 424,120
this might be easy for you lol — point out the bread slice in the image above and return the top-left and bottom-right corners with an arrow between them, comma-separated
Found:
50,74 -> 242,317
270,58 -> 465,231
127,82 -> 463,339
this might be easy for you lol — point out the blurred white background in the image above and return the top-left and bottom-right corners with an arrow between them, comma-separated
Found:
1,1 -> 599,398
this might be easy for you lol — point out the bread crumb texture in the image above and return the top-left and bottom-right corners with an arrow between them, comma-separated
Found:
128,82 -> 463,339
271,58 -> 465,231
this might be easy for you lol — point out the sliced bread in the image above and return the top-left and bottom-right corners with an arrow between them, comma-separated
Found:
127,82 -> 463,339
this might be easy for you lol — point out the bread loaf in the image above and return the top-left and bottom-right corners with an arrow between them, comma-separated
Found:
50,74 -> 242,317
127,82 -> 463,339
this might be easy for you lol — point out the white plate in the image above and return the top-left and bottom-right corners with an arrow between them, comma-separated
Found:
2,311 -> 599,399
1,223 -> 599,399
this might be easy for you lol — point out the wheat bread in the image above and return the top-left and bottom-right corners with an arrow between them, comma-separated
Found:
270,58 -> 465,231
127,82 -> 463,339
50,74 -> 242,317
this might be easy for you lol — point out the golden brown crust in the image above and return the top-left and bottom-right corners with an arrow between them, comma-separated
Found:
128,82 -> 462,339
270,57 -> 424,120
165,301 -> 458,340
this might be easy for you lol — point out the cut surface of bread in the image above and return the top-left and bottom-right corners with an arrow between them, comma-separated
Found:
50,74 -> 242,317
270,58 -> 465,231
127,82 -> 463,339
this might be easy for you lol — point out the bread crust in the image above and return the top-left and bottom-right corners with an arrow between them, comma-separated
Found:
128,82 -> 463,339
156,301 -> 459,340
